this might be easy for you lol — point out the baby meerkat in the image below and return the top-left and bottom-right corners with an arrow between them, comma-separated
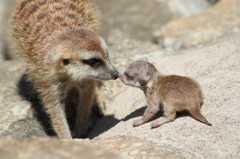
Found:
11,0 -> 118,139
118,61 -> 211,128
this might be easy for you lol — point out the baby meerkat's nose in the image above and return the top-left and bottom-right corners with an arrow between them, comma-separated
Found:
111,71 -> 119,80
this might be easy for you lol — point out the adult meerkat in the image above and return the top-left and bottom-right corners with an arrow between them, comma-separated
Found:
11,0 -> 118,139
119,61 -> 211,128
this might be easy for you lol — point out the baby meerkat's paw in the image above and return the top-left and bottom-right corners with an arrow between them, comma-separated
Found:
133,119 -> 144,127
151,121 -> 161,129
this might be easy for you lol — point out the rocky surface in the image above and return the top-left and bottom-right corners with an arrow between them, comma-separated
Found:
0,137 -> 130,159
0,0 -> 17,61
93,0 -> 218,44
77,136 -> 184,159
0,61 -> 47,138
92,0 -> 176,44
161,0 -> 218,17
153,0 -> 240,50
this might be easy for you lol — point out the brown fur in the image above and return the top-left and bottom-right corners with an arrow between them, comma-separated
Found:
119,61 -> 211,128
11,0 -> 100,64
11,0 -> 118,139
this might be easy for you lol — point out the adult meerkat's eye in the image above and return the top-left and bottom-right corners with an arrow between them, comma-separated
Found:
83,58 -> 105,68
63,59 -> 71,65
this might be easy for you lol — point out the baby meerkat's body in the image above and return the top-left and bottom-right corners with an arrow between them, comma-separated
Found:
119,61 -> 211,128
11,0 -> 118,139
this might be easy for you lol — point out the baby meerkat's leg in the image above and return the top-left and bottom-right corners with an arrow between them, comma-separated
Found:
36,82 -> 72,139
151,106 -> 176,128
74,79 -> 96,138
133,105 -> 160,127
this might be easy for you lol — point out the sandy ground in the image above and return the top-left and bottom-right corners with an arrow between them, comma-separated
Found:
89,35 -> 240,159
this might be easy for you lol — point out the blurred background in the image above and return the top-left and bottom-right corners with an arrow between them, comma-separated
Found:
0,0 -> 224,61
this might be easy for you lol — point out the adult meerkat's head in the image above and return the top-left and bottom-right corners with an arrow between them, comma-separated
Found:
118,61 -> 157,87
51,28 -> 118,81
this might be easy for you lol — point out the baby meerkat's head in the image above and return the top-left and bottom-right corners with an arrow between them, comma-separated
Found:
53,28 -> 118,81
118,61 -> 157,87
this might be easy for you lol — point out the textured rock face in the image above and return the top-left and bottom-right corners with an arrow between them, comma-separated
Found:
93,0 -> 176,44
0,137 -> 130,159
0,61 -> 46,138
153,0 -> 240,50
163,0 -> 217,17
78,136 -> 184,159
93,0 -> 217,44
0,0 -> 17,61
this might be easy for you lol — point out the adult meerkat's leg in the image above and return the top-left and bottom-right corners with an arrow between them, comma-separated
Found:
92,82 -> 106,117
74,79 -> 96,138
34,79 -> 72,139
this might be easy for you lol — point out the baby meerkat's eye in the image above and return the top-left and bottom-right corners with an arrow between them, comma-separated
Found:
83,58 -> 105,68
125,72 -> 133,80
63,59 -> 70,65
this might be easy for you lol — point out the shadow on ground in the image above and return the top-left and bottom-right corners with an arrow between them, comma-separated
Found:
88,106 -> 147,139
17,74 -> 57,136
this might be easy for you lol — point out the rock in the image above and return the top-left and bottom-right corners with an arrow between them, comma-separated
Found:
93,0 -> 176,44
0,61 -> 47,138
0,137 -> 129,159
153,0 -> 240,49
77,136 -> 185,159
93,0 -> 219,45
0,0 -> 17,61
89,35 -> 240,159
163,0 -> 218,17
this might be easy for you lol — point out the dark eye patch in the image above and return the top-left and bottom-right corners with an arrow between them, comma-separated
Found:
83,58 -> 105,68
125,72 -> 134,80
139,80 -> 147,86
63,59 -> 70,65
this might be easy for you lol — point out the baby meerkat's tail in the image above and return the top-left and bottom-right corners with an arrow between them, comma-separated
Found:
190,110 -> 212,126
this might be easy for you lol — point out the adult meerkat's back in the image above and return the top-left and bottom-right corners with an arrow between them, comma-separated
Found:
11,0 -> 118,139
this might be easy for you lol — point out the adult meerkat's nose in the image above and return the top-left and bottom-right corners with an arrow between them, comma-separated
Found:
111,71 -> 119,80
